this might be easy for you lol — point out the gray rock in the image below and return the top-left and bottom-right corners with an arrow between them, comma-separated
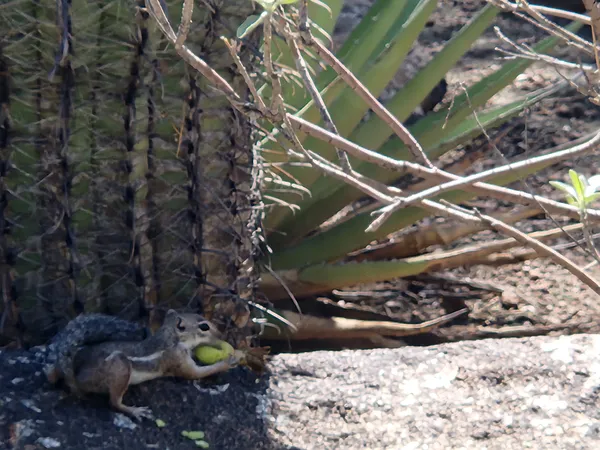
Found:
112,413 -> 137,430
265,334 -> 600,449
36,437 -> 61,448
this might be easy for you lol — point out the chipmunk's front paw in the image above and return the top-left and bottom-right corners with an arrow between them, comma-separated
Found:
224,356 -> 238,368
225,350 -> 245,368
125,406 -> 155,422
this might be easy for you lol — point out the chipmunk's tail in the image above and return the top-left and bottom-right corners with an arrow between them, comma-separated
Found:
44,314 -> 148,392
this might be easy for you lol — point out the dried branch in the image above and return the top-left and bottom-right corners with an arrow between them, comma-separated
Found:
292,17 -> 433,168
424,201 -> 600,297
281,18 -> 351,172
475,209 -> 600,296
481,0 -> 591,26
369,130 -> 600,229
292,113 -> 600,222
488,0 -> 594,54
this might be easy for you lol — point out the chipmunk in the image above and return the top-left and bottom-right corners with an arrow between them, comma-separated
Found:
44,310 -> 241,420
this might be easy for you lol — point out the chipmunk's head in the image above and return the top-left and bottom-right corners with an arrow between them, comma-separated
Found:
163,309 -> 222,349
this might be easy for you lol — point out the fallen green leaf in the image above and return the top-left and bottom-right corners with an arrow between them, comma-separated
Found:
155,419 -> 166,428
182,430 -> 206,440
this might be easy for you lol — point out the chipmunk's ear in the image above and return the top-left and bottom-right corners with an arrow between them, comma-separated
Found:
164,309 -> 179,324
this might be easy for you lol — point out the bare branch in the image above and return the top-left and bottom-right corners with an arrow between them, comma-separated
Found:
295,19 -> 433,168
291,114 -> 600,222
421,201 -> 600,297
476,210 -> 600,296
488,0 -> 594,55
279,18 -> 352,171
369,131 -> 600,230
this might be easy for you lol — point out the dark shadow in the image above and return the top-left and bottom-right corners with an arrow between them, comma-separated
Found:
0,348 -> 294,450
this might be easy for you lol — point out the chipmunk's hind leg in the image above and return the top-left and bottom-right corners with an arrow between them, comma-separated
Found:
44,363 -> 85,398
44,364 -> 62,385
76,351 -> 154,421
103,351 -> 154,421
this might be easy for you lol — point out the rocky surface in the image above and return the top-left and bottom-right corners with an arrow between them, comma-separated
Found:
4,334 -> 600,449
267,334 -> 600,449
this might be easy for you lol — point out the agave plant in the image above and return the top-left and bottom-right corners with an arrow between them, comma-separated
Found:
0,0 -> 586,347
252,3 -> 580,299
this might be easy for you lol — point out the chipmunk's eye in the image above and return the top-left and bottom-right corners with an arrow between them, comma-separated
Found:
199,322 -> 210,332
176,318 -> 186,331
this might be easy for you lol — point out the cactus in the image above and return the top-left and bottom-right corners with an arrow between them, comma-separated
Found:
0,0 -> 261,344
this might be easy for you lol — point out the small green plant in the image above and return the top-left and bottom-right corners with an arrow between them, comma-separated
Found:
237,0 -> 303,38
550,170 -> 600,209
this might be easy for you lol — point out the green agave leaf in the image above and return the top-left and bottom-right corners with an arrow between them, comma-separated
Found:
268,83 -> 560,250
299,0 -> 412,109
267,21 -> 580,247
264,0 -> 436,227
298,259 -> 429,288
268,110 -> 590,270
318,0 -> 438,140
422,81 -> 561,157
370,0 -> 425,59
260,259 -> 430,299
286,0 -> 421,112
265,100 -> 527,250
266,3 -> 500,233
254,0 -> 422,155
256,0 -> 344,115
335,0 -> 413,72
260,0 -> 420,140
266,212 -> 593,296
353,3 -> 501,143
